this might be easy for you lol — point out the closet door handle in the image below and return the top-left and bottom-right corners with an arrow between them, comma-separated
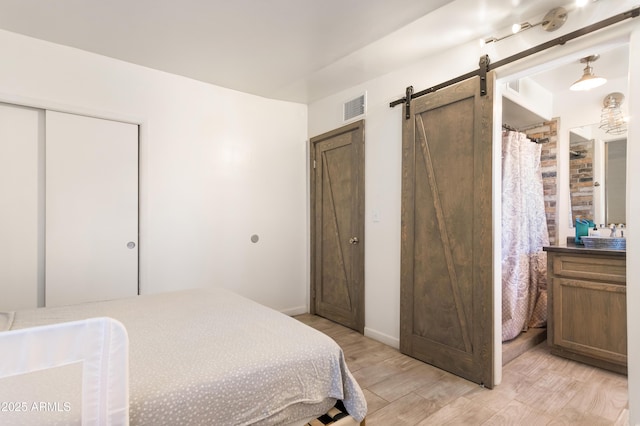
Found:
349,237 -> 359,245
127,242 -> 136,249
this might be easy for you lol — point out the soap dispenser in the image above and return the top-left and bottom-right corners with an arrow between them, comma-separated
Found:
575,218 -> 591,244
589,224 -> 600,237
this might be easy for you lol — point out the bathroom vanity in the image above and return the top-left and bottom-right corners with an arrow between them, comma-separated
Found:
544,243 -> 627,374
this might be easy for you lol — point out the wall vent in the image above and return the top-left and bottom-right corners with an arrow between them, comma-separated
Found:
343,93 -> 366,121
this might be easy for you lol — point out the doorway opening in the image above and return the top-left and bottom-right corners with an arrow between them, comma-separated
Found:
495,39 -> 629,371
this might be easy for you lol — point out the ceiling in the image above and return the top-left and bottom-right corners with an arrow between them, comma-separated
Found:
0,0 -> 572,103
528,44 -> 628,96
504,43 -> 629,129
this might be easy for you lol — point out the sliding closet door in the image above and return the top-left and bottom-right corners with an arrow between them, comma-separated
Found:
400,73 -> 494,387
0,103 -> 44,311
45,111 -> 139,307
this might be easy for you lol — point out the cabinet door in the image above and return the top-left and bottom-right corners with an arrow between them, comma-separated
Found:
45,111 -> 138,306
552,277 -> 627,365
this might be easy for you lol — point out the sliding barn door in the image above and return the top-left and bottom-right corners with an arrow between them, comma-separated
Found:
310,120 -> 365,333
400,74 -> 494,387
45,111 -> 139,307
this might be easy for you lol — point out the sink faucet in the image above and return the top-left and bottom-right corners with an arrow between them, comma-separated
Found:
610,224 -> 617,237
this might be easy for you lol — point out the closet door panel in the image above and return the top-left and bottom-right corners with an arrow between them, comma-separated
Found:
0,103 -> 43,310
46,111 -> 138,307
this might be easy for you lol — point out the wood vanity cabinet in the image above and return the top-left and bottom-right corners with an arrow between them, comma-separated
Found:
544,247 -> 627,374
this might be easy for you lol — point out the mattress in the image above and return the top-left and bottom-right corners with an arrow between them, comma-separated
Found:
0,288 -> 367,425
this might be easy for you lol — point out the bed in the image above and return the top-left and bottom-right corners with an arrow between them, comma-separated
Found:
0,288 -> 367,425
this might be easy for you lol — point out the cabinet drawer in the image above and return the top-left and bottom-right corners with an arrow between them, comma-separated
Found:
552,255 -> 626,283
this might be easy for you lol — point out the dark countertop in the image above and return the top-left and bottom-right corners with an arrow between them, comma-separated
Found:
543,239 -> 626,257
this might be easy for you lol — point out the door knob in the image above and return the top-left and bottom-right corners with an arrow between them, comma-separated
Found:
349,237 -> 359,245
127,242 -> 136,249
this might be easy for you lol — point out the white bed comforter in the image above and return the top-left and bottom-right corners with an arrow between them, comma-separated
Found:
1,288 -> 367,425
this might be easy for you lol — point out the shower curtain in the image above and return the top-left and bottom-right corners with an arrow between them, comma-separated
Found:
502,131 -> 550,342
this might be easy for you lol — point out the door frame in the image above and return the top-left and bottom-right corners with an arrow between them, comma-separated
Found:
309,119 -> 365,333
491,31 -> 635,385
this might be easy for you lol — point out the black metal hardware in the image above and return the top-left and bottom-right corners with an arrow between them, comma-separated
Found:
390,7 -> 639,110
479,54 -> 490,96
404,86 -> 413,119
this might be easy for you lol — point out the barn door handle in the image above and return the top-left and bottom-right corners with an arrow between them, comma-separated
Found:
349,237 -> 359,245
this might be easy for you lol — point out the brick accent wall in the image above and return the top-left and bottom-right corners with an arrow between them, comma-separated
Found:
522,118 -> 559,246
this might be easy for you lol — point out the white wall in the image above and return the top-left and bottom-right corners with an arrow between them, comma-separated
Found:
308,0 -> 639,406
0,29 -> 309,314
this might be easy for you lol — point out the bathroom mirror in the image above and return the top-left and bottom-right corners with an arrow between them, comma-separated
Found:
569,123 -> 626,226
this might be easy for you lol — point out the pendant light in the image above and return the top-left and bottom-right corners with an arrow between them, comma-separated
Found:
570,55 -> 607,91
599,93 -> 627,135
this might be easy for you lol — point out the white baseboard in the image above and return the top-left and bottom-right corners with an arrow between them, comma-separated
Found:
282,310 -> 400,350
365,327 -> 400,349
281,306 -> 308,316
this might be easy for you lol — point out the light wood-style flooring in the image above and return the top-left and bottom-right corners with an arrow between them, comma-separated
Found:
295,314 -> 629,426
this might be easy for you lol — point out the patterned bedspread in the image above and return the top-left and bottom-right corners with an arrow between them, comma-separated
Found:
1,288 -> 367,425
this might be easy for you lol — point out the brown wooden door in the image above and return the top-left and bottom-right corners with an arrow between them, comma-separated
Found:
400,74 -> 494,387
310,120 -> 365,333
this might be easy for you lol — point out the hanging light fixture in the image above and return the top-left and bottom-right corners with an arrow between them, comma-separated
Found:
599,93 -> 627,135
570,55 -> 607,91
